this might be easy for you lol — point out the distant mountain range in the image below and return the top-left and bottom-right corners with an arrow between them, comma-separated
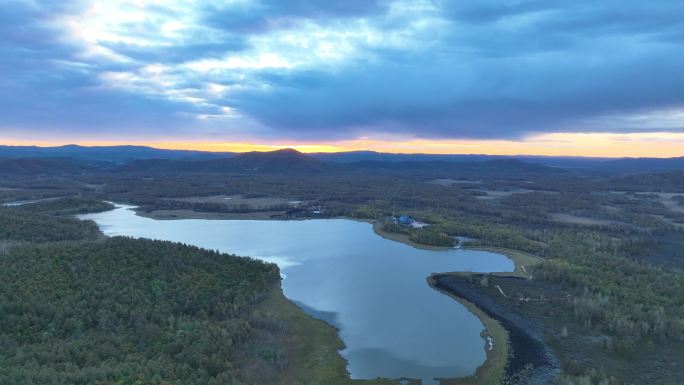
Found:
119,148 -> 327,174
0,144 -> 683,175
0,144 -> 233,163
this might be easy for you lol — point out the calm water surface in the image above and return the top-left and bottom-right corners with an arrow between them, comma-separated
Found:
80,205 -> 513,384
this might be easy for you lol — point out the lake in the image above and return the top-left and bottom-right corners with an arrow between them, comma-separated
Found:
80,205 -> 513,384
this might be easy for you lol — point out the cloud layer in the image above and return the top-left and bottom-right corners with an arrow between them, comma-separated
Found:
2,0 -> 684,142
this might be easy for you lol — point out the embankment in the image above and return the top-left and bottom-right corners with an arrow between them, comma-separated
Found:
431,274 -> 559,385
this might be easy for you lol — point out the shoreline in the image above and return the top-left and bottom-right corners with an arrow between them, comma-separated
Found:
136,207 -> 454,251
431,274 -> 560,385
123,204 -> 537,384
136,207 -> 374,223
460,246 -> 544,279
135,208 -> 544,266
371,221 -> 454,251
427,276 -> 509,385
136,208 -> 289,220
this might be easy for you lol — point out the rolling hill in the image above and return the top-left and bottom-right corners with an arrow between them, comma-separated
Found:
117,148 -> 329,174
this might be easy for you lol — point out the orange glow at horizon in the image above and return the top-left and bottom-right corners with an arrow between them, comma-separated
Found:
2,132 -> 684,158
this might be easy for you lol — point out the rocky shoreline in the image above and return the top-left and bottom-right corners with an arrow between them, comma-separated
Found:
431,274 -> 560,385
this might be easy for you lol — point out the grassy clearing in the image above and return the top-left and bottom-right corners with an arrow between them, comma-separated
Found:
464,246 -> 543,279
473,188 -> 534,200
657,192 -> 684,214
372,221 -> 452,251
174,194 -> 298,207
548,213 -> 617,226
429,179 -> 483,186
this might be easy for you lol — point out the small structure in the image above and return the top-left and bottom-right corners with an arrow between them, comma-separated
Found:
398,214 -> 413,225
394,214 -> 429,228
410,220 -> 428,229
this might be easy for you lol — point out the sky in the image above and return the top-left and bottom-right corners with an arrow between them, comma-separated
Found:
2,0 -> 684,156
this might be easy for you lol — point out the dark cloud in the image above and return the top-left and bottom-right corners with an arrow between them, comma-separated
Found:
0,2 -> 81,65
0,62 -> 204,137
102,40 -> 248,63
226,0 -> 684,140
231,48 -> 684,138
2,0 -> 684,142
202,0 -> 388,33
439,0 -> 555,24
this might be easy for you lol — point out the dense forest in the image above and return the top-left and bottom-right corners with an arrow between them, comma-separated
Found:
0,209 -> 101,243
2,153 -> 684,384
0,237 -> 282,385
0,199 -> 304,385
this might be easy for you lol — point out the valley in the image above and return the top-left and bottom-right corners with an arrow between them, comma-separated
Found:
1,146 -> 683,385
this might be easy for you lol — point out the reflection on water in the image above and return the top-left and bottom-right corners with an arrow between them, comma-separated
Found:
80,205 -> 513,384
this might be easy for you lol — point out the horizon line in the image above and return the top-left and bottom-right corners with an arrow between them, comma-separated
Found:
3,132 -> 684,158
2,141 -> 683,159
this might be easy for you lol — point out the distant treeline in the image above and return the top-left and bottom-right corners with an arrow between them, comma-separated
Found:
139,199 -> 308,214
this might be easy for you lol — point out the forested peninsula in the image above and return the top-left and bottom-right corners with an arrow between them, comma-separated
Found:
0,199 -> 390,385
